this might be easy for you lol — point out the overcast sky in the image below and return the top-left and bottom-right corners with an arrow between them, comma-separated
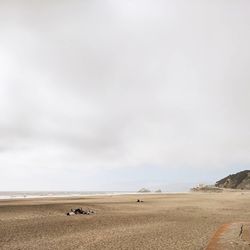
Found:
0,0 -> 250,191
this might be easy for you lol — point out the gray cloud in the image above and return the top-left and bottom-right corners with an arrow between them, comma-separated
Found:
1,0 -> 250,189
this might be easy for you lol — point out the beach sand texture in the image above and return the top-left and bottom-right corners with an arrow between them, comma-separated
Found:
1,192 -> 250,250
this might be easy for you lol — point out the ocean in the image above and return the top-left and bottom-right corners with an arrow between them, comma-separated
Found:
0,191 -> 136,200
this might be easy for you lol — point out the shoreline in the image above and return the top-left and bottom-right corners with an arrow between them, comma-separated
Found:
0,191 -> 190,201
1,187 -> 249,201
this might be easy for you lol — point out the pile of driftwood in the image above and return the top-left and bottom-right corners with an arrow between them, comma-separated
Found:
66,208 -> 95,216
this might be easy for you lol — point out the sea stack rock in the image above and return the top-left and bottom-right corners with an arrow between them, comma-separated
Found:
138,188 -> 151,193
155,189 -> 162,193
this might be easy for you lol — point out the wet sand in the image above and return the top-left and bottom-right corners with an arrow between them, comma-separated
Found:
1,192 -> 250,250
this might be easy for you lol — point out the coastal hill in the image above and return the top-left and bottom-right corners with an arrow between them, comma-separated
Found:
215,170 -> 250,190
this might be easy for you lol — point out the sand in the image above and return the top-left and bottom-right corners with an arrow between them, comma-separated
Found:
1,192 -> 250,250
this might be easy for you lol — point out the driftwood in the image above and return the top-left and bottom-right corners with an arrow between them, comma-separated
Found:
239,224 -> 243,237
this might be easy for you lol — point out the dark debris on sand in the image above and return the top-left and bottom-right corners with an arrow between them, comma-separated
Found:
66,208 -> 95,216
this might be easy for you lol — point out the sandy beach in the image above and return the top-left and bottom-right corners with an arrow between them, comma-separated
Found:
1,192 -> 250,250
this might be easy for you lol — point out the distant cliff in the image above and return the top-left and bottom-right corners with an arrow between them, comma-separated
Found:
215,170 -> 250,189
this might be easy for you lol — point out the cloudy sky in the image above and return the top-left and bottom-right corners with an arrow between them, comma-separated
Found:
0,0 -> 250,191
